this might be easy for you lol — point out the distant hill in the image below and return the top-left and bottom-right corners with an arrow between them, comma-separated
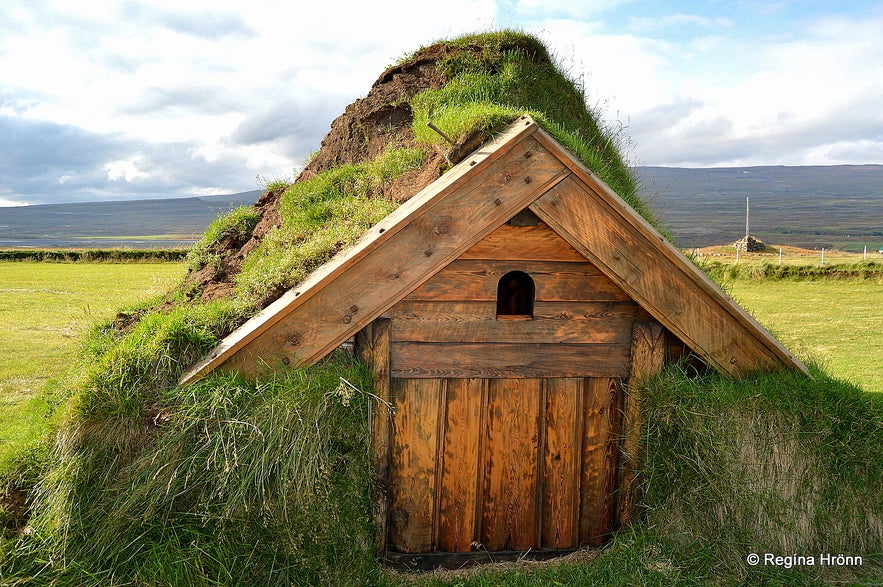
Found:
0,191 -> 262,249
637,165 -> 883,251
2,165 -> 882,251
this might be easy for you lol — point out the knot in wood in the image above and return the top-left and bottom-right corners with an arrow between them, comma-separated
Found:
432,215 -> 453,235
285,333 -> 301,347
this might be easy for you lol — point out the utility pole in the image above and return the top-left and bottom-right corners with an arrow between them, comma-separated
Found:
745,196 -> 750,239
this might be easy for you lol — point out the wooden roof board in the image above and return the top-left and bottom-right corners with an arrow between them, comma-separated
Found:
181,116 -> 570,383
528,126 -> 809,377
180,115 -> 808,385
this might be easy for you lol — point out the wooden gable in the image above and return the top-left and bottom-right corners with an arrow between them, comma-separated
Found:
386,219 -> 648,379
180,114 -> 807,385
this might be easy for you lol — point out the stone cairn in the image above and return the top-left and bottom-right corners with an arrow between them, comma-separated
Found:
734,235 -> 765,252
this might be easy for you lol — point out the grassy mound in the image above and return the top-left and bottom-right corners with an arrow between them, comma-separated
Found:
1,30 -> 880,586
3,352 -> 377,586
181,29 -> 655,309
640,365 -> 882,584
699,258 -> 883,281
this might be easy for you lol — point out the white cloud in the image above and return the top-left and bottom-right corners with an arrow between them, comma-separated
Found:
0,0 -> 504,203
573,8 -> 883,166
1,0 -> 882,205
533,21 -> 673,117
513,0 -> 634,18
105,158 -> 152,182
0,197 -> 28,207
627,13 -> 734,32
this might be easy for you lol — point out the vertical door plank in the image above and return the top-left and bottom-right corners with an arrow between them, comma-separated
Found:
579,377 -> 620,546
481,378 -> 541,551
354,318 -> 392,555
541,378 -> 581,549
619,320 -> 666,527
438,378 -> 484,552
388,378 -> 443,553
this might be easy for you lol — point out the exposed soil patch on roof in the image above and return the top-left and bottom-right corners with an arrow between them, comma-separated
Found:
181,44 -> 456,303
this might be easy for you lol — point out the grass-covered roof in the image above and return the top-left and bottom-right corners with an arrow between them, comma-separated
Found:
183,29 -> 657,310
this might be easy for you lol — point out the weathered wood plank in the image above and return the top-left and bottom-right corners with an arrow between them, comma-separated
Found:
390,342 -> 631,379
389,300 -> 639,344
618,321 -> 666,528
529,171 -> 808,377
181,117 -> 570,383
437,378 -> 484,552
388,378 -> 442,553
482,378 -> 541,551
459,221 -> 585,262
405,259 -> 631,303
540,378 -> 581,549
579,377 -> 620,546
354,318 -> 392,555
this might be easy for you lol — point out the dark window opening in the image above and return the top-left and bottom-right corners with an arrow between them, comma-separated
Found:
496,271 -> 535,318
507,209 -> 540,226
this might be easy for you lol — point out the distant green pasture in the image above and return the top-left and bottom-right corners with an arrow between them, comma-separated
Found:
0,262 -> 185,464
727,279 -> 882,392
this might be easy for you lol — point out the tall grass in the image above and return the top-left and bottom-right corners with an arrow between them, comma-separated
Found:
2,351 -> 379,586
640,364 -> 883,583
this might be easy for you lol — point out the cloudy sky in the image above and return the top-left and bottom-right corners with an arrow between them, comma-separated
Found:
2,0 -> 882,206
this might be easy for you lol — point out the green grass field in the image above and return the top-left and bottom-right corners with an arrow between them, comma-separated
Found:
0,262 -> 186,465
727,279 -> 882,392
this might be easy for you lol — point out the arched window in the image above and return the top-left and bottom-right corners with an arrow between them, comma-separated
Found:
496,271 -> 535,318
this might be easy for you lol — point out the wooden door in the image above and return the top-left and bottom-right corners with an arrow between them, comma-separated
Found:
350,221 -> 663,560
386,376 -> 621,555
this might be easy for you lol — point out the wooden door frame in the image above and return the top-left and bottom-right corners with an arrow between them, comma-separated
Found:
355,317 -> 667,567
